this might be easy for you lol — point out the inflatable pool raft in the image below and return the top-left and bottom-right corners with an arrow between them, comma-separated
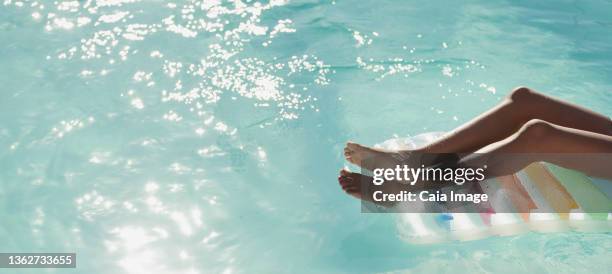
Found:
375,132 -> 612,244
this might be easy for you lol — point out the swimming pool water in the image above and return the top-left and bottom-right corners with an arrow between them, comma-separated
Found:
1,0 -> 611,273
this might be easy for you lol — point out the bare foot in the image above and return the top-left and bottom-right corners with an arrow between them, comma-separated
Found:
343,142 -> 412,171
337,169 -> 403,207
337,169 -> 451,207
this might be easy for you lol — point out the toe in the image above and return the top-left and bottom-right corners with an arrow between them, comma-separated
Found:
339,178 -> 353,187
340,169 -> 350,176
343,147 -> 354,157
345,155 -> 355,164
346,142 -> 361,150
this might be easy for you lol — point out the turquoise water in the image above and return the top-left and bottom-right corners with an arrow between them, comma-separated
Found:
1,0 -> 612,273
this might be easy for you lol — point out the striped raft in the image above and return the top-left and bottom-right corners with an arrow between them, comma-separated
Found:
375,132 -> 612,244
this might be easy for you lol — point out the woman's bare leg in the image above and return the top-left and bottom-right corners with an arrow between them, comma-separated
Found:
461,119 -> 612,179
345,87 -> 612,170
421,87 -> 612,153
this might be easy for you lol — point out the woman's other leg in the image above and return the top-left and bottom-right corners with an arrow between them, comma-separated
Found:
461,119 -> 612,179
420,87 -> 612,153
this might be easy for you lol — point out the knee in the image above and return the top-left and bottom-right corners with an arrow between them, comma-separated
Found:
507,86 -> 535,102
518,119 -> 554,140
